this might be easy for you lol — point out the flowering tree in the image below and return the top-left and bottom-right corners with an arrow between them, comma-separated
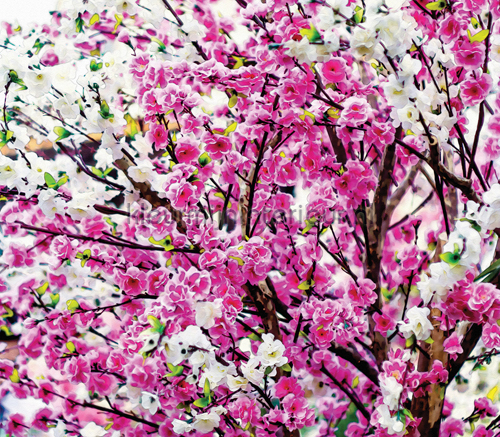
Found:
1,0 -> 500,435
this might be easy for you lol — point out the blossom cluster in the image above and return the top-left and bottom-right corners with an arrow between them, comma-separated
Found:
1,0 -> 500,436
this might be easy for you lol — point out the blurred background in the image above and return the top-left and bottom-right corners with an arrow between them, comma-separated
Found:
1,0 -> 57,26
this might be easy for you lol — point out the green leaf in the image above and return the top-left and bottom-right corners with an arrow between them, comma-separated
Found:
228,256 -> 245,266
54,126 -> 72,142
424,337 -> 434,344
203,378 -> 211,397
299,24 -> 321,43
439,243 -> 461,267
280,363 -> 292,372
459,218 -> 481,232
91,167 -> 104,178
224,122 -> 237,136
150,36 -> 166,52
468,29 -> 489,44
90,59 -> 103,71
76,13 -> 85,33
228,94 -> 238,108
426,0 -> 446,10
299,109 -> 316,123
48,293 -> 60,307
147,315 -> 164,333
248,333 -> 262,342
66,341 -> 76,353
166,363 -> 184,377
198,152 -> 212,167
265,366 -> 273,375
298,279 -> 315,291
44,172 -> 57,188
55,175 -> 68,189
353,6 -> 364,24
475,258 -> 500,283
193,396 -> 211,408
302,217 -> 317,234
98,100 -> 114,120
35,282 -> 49,296
67,299 -> 79,312
89,13 -> 100,25
9,368 -> 20,383
352,376 -> 359,388
232,56 -> 245,69
402,408 -> 414,421
114,14 -> 123,33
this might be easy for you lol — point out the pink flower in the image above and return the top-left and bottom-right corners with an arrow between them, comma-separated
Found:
175,139 -> 200,163
65,357 -> 90,384
117,266 -> 147,296
374,312 -> 396,337
199,249 -> 227,269
474,397 -> 498,418
482,322 -> 500,348
274,377 -> 304,398
454,39 -> 485,70
440,416 -> 464,437
3,243 -> 34,268
339,97 -> 371,127
145,123 -> 169,150
473,425 -> 494,437
147,268 -> 169,296
443,332 -> 464,360
460,72 -> 492,107
130,52 -> 150,78
5,413 -> 27,437
281,394 -> 315,431
168,181 -> 198,209
322,57 -> 347,83
228,397 -> 260,427
365,121 -> 395,150
50,235 -> 75,260
40,49 -> 59,66
438,15 -> 466,44
205,135 -> 232,160
106,350 -> 127,372
469,282 -> 496,313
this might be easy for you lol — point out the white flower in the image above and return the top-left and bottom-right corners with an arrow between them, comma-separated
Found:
351,26 -> 378,59
80,422 -> 107,437
138,330 -> 161,354
181,16 -> 206,42
241,358 -> 265,385
38,189 -> 66,219
399,306 -> 433,340
257,333 -> 288,367
172,419 -> 193,435
131,134 -> 153,157
377,404 -> 405,435
141,391 -> 159,415
66,192 -> 97,220
195,299 -> 223,329
26,152 -> 51,186
189,350 -> 209,368
53,94 -> 80,120
227,375 -> 249,391
284,38 -> 317,64
193,411 -> 221,434
383,74 -> 416,109
380,375 -> 403,410
128,159 -> 155,183
398,54 -> 422,86
24,69 -> 53,97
